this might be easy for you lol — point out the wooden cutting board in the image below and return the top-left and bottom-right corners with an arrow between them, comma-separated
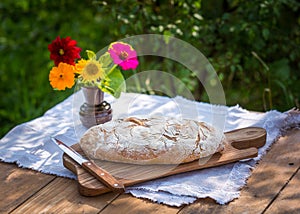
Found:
63,127 -> 266,196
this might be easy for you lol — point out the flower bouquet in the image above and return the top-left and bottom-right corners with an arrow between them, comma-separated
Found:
48,36 -> 139,127
48,36 -> 139,98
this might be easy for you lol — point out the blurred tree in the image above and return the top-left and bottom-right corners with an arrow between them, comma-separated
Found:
95,0 -> 300,110
0,0 -> 299,138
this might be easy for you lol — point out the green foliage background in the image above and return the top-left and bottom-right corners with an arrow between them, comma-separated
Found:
1,0 -> 299,137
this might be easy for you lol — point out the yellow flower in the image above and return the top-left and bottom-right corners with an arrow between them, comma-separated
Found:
75,59 -> 87,74
49,63 -> 75,90
75,59 -> 104,82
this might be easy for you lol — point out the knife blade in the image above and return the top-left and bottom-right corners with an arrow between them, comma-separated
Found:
51,137 -> 125,193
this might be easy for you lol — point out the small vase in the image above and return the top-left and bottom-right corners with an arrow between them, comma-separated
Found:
79,86 -> 112,128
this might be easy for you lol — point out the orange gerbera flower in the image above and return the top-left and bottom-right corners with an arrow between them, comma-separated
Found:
49,62 -> 75,90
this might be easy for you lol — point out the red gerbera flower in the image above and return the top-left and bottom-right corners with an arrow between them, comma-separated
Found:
48,36 -> 81,66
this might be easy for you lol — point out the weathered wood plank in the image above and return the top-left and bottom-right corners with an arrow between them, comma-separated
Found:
179,129 -> 300,214
100,194 -> 179,214
265,167 -> 300,214
0,162 -> 55,214
10,177 -> 119,214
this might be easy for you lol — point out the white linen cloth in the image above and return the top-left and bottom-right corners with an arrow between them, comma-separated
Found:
1,92 -> 299,206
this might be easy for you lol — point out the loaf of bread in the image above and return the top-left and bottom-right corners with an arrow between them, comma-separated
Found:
79,116 -> 226,165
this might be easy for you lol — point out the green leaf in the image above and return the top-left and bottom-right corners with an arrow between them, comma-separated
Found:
270,58 -> 290,81
163,30 -> 172,44
272,79 -> 293,107
99,52 -> 113,69
100,68 -> 126,98
262,28 -> 270,40
86,50 -> 96,60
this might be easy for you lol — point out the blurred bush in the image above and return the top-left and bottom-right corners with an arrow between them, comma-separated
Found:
0,0 -> 299,137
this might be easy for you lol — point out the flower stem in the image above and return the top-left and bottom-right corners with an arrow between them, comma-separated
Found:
251,51 -> 272,110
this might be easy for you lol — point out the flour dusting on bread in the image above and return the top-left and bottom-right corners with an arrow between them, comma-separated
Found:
79,116 -> 226,165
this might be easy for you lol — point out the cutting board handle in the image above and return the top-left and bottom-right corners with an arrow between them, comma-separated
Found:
225,127 -> 266,150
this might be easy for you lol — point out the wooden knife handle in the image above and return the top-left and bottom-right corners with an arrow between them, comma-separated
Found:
82,160 -> 125,193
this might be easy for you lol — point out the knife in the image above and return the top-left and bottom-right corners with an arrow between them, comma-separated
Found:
51,137 -> 125,193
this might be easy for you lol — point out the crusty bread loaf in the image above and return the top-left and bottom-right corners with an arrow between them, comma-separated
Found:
79,116 -> 226,165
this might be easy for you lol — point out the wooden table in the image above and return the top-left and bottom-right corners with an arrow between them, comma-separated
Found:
1,129 -> 299,214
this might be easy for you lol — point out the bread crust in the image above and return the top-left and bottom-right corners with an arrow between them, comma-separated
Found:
79,116 -> 226,165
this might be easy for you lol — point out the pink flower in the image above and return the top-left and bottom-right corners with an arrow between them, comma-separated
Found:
108,42 -> 139,70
